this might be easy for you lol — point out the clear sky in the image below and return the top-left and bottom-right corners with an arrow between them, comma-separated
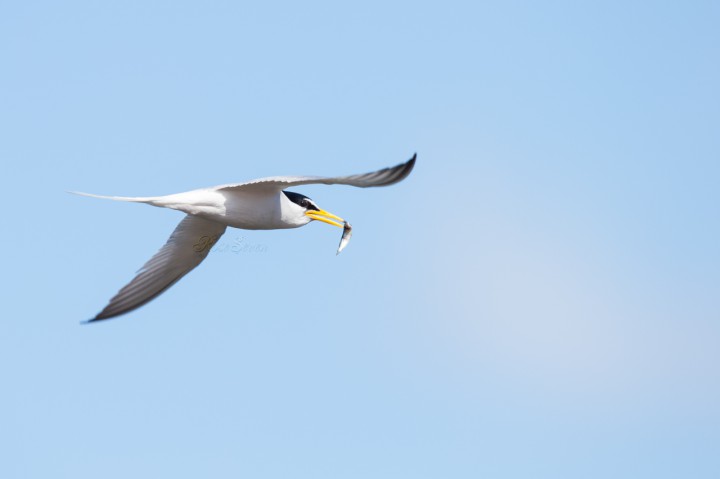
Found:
2,1 -> 719,478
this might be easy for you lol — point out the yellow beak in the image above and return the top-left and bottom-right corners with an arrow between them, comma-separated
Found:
306,209 -> 344,227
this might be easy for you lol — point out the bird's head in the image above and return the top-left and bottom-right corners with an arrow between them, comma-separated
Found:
283,191 -> 345,228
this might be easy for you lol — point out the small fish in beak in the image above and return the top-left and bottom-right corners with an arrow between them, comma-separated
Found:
337,221 -> 352,255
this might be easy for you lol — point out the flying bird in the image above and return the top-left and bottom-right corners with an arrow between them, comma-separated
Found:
74,154 -> 416,322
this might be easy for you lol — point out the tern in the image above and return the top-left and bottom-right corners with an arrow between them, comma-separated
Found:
75,154 -> 416,322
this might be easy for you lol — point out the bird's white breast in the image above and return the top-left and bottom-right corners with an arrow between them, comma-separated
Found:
154,188 -> 308,230
216,189 -> 309,230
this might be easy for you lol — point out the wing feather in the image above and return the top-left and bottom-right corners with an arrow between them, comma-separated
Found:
88,215 -> 226,322
215,154 -> 416,192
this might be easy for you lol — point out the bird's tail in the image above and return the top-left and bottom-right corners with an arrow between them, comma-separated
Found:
68,191 -> 158,204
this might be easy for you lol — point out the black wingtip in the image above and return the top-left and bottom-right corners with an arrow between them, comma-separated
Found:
80,315 -> 105,325
406,153 -> 417,170
404,153 -> 417,176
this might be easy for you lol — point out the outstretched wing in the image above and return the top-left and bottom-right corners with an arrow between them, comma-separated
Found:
89,215 -> 227,322
215,154 -> 416,192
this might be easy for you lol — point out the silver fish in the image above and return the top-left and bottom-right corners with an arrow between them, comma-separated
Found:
337,221 -> 353,255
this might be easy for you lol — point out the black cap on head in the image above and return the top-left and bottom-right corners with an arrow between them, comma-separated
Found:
283,191 -> 319,210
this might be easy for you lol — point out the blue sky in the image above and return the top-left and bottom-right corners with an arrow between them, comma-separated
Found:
2,1 -> 719,477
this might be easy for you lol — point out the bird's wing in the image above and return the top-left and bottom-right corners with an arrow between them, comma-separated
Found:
215,154 -> 416,192
89,215 -> 227,322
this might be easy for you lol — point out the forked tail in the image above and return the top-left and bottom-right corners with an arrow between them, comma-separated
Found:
68,191 -> 157,204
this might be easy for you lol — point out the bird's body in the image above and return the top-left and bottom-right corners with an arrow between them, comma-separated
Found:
217,188 -> 310,230
75,154 -> 416,322
91,188 -> 304,230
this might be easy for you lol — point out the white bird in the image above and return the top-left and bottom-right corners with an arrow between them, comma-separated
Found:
74,154 -> 416,322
